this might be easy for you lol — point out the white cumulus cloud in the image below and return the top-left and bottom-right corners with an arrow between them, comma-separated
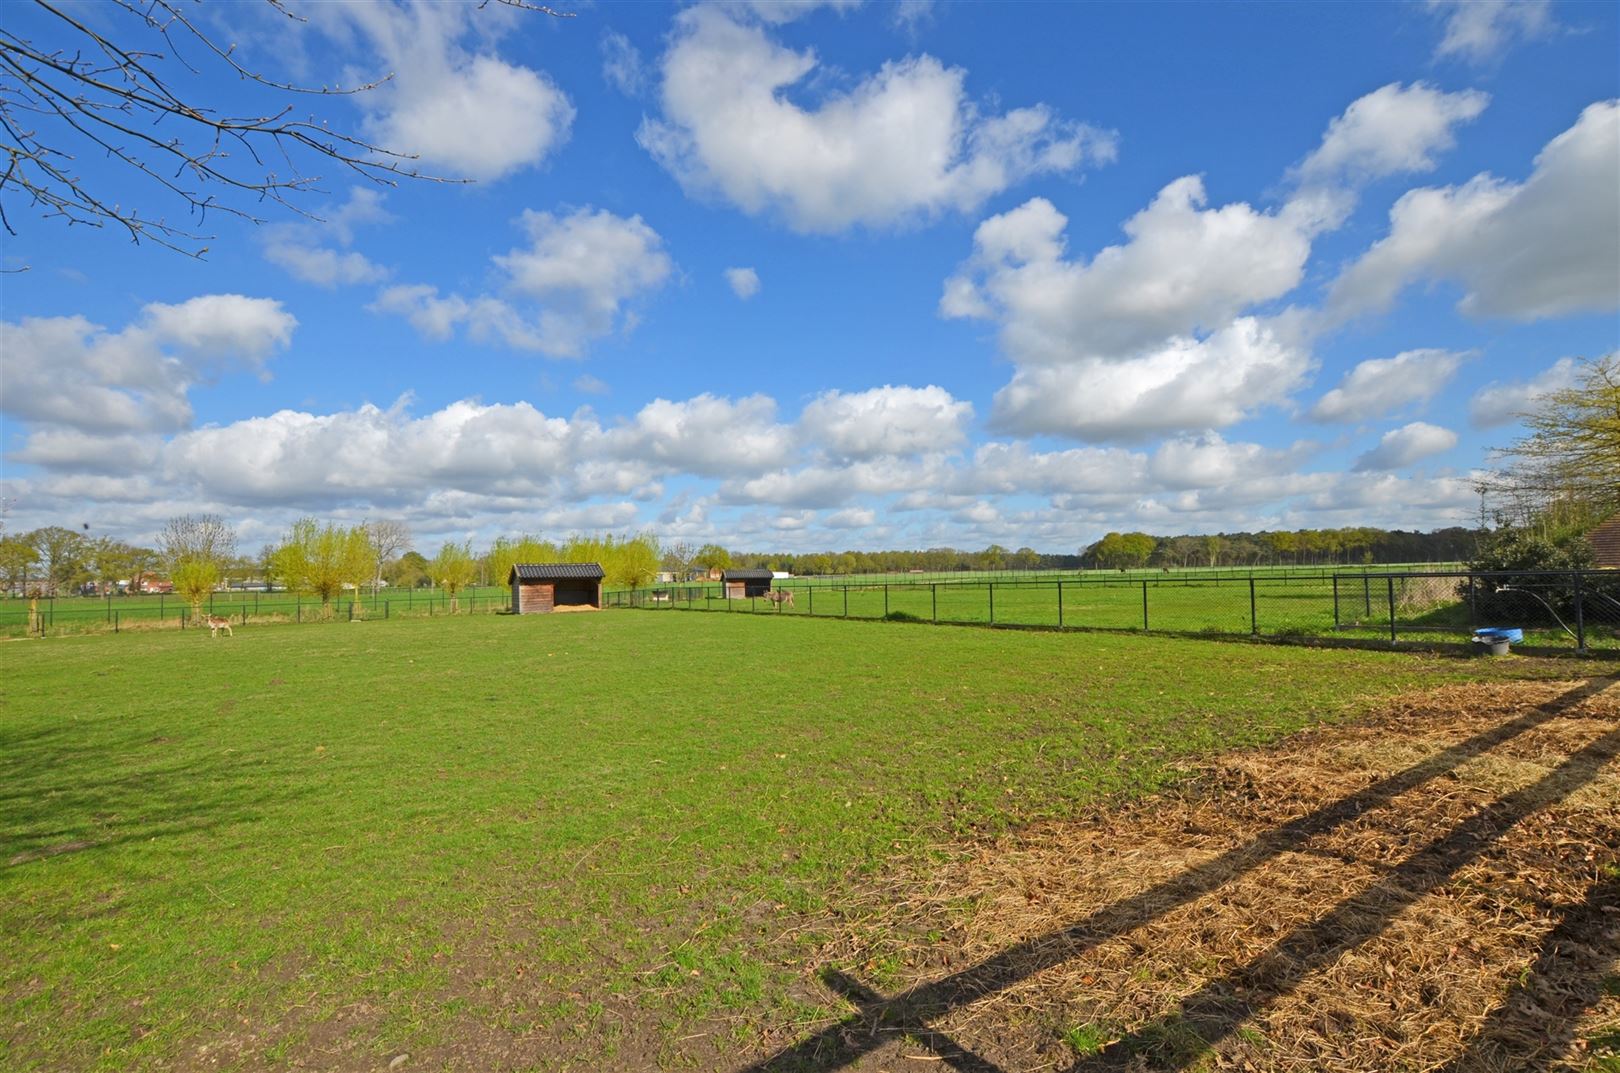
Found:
1352,422 -> 1459,471
988,317 -> 1312,441
637,5 -> 1114,233
1468,356 -> 1585,426
374,207 -> 673,357
944,186 -> 1318,362
330,2 -> 574,181
1428,0 -> 1553,63
725,266 -> 762,299
1309,348 -> 1467,423
1,296 -> 296,434
798,384 -> 971,459
1329,100 -> 1620,322
1295,82 -> 1488,184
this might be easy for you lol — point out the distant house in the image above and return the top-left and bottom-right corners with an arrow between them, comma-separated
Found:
508,562 -> 605,614
722,568 -> 774,599
1589,515 -> 1620,568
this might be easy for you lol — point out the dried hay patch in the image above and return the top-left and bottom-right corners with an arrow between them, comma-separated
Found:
806,678 -> 1620,1072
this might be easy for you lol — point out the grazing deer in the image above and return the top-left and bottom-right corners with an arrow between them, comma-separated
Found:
203,614 -> 234,638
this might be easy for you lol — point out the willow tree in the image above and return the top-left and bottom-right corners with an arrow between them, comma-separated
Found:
431,541 -> 478,613
344,525 -> 379,619
160,514 -> 235,619
272,518 -> 356,619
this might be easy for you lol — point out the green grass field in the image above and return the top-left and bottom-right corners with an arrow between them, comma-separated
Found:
0,611 -> 1590,1070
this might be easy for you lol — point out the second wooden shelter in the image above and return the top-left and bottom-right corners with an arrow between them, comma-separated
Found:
721,568 -> 774,599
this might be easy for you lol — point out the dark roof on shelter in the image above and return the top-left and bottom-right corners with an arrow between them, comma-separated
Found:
509,562 -> 605,582
721,568 -> 775,581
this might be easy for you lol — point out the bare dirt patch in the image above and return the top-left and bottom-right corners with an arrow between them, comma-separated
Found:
775,677 -> 1620,1072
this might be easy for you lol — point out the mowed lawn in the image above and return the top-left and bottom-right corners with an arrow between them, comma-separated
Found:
0,612 -> 1555,1071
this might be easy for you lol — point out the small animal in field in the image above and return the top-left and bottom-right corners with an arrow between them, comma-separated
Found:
203,614 -> 234,638
763,589 -> 795,608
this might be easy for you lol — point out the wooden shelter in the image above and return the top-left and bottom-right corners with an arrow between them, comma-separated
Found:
1589,514 -> 1620,568
722,568 -> 774,599
508,563 -> 605,614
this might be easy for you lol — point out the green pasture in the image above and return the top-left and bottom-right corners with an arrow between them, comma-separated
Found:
632,573 -> 1619,653
0,611 -> 1581,1071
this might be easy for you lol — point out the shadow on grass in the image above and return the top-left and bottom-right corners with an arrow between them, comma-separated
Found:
0,718 -> 307,867
1431,871 -> 1620,1073
739,678 -> 1615,1073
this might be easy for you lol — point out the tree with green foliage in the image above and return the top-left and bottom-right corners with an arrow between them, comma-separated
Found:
0,535 -> 39,596
561,532 -> 661,589
485,535 -> 560,592
159,515 -> 235,618
1090,531 -> 1155,570
692,544 -> 733,575
30,526 -> 88,596
386,551 -> 431,590
345,526 -> 379,618
431,541 -> 478,613
272,518 -> 355,619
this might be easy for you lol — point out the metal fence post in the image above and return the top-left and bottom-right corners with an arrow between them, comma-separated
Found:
933,583 -> 938,624
1387,576 -> 1397,646
989,583 -> 995,625
1249,578 -> 1257,636
1142,579 -> 1149,631
843,585 -> 848,618
1332,575 -> 1339,630
1363,574 -> 1371,617
884,584 -> 889,618
114,611 -> 119,634
1057,581 -> 1064,628
1574,570 -> 1586,653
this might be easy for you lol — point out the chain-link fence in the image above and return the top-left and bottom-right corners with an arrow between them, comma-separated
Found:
607,570 -> 1620,655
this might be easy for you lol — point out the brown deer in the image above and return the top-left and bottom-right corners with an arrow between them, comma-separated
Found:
203,614 -> 234,638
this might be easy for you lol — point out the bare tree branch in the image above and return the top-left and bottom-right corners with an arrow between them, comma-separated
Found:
0,0 -> 571,257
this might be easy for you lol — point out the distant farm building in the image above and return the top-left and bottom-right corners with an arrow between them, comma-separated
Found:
722,568 -> 774,598
508,563 -> 605,614
1590,514 -> 1620,568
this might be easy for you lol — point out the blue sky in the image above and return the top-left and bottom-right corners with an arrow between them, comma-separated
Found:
2,0 -> 1616,556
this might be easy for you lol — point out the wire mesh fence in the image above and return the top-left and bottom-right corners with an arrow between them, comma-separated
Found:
6,570 -> 1616,654
607,570 -> 1620,655
0,585 -> 513,638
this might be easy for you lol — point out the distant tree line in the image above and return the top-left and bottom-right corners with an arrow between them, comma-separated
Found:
713,528 -> 1481,577
1080,527 -> 1482,570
